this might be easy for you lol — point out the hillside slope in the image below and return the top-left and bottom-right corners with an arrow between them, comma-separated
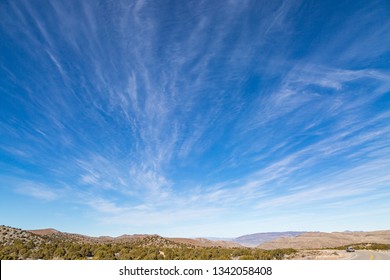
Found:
258,231 -> 390,249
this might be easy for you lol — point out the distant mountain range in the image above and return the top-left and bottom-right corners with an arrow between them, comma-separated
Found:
25,227 -> 306,247
2,225 -> 390,250
205,232 -> 306,247
26,228 -> 306,247
232,231 -> 306,247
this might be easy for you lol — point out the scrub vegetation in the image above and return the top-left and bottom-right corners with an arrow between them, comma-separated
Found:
0,225 -> 296,260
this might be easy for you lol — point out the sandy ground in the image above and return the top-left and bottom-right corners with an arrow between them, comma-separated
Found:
288,250 -> 347,260
288,250 -> 390,260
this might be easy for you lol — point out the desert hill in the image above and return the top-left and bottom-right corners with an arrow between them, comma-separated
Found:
167,237 -> 241,248
258,230 -> 390,249
1,225 -> 241,248
0,225 -> 295,260
2,225 -> 390,260
3,225 -> 390,251
28,228 -> 60,235
0,225 -> 45,246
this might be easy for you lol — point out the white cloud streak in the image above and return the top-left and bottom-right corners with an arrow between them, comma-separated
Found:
1,0 -> 389,235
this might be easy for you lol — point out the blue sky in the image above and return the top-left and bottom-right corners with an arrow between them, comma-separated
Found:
0,0 -> 389,238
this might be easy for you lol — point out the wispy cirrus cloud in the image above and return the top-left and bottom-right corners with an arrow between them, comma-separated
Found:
1,0 -> 389,236
14,181 -> 63,201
